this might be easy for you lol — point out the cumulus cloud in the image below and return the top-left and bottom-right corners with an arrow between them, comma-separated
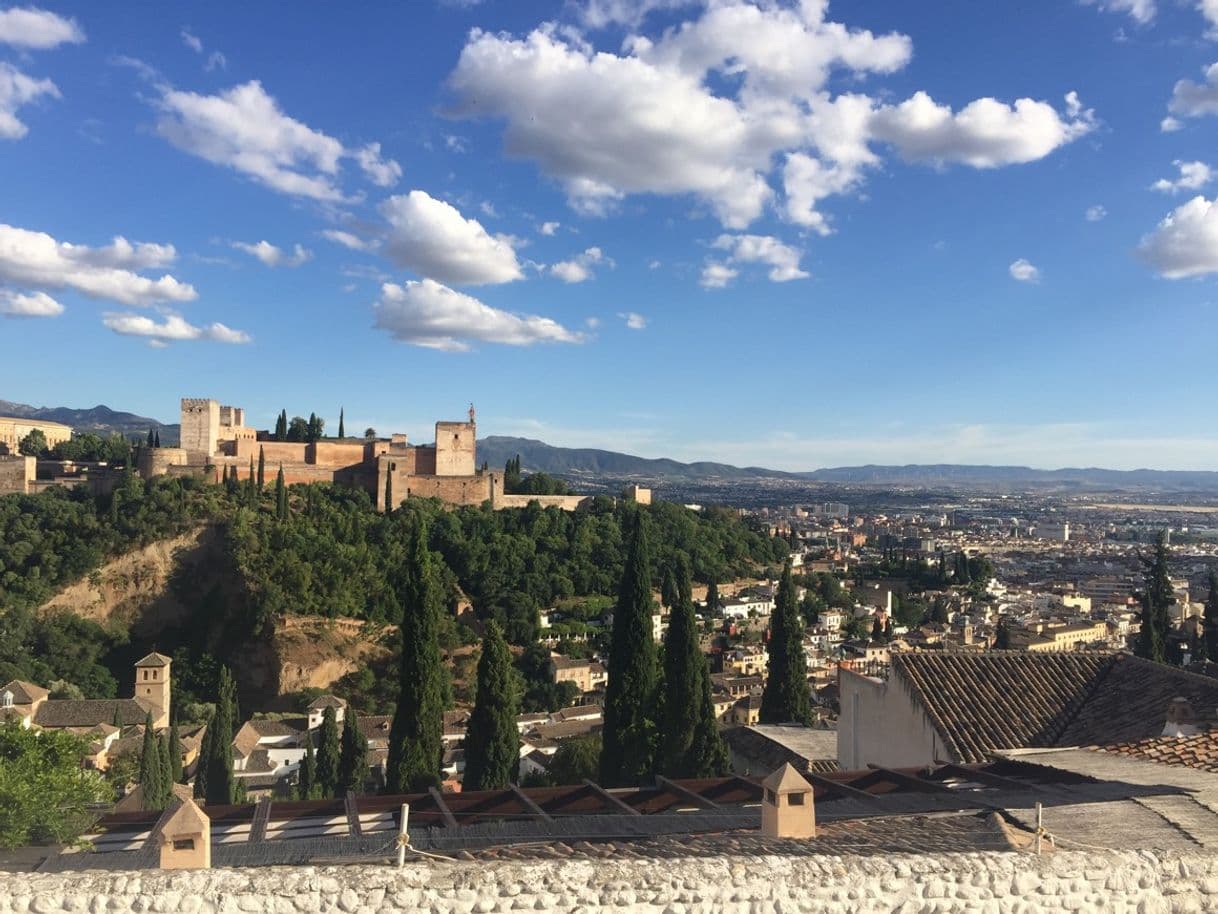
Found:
870,91 -> 1095,168
1203,0 -> 1218,32
153,81 -> 400,200
1152,160 -> 1213,194
619,311 -> 647,329
1168,62 -> 1218,120
380,190 -> 522,285
373,278 -> 583,351
321,229 -> 379,253
103,311 -> 251,346
1009,258 -> 1041,282
713,233 -> 808,282
0,289 -> 63,317
699,262 -> 738,288
1161,116 -> 1184,133
0,223 -> 195,306
448,4 -> 1093,231
1085,204 -> 1108,221
0,62 -> 59,140
1080,0 -> 1156,24
550,246 -> 612,283
1137,195 -> 1218,278
539,221 -> 560,236
232,240 -> 313,268
0,7 -> 84,48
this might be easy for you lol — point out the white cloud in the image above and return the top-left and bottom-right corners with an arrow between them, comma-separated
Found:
1168,62 -> 1218,120
1161,116 -> 1184,133
181,29 -> 203,53
0,223 -> 195,306
699,262 -> 738,288
1137,194 -> 1218,278
321,229 -> 379,253
380,190 -> 522,285
103,311 -> 251,345
1080,0 -> 1156,24
539,221 -> 560,236
353,141 -> 402,187
713,233 -> 808,282
1085,205 -> 1107,221
154,80 -> 398,200
1203,0 -> 1218,32
0,62 -> 59,140
619,311 -> 647,329
871,91 -> 1095,168
1009,258 -> 1041,282
0,289 -> 62,317
232,240 -> 313,268
205,51 -> 227,72
550,246 -> 611,283
449,5 -> 1092,231
0,7 -> 84,49
373,278 -> 584,351
1151,160 -> 1213,194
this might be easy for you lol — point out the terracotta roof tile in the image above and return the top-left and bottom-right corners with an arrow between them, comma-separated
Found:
1092,733 -> 1218,773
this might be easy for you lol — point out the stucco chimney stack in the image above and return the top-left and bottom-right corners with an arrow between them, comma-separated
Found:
760,763 -> 816,839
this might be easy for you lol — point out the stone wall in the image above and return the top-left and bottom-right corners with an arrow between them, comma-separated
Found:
179,399 -> 219,461
5,849 -> 1218,913
434,421 -> 476,476
493,493 -> 593,511
0,454 -> 33,495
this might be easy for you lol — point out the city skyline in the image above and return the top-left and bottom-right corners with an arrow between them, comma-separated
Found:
3,1 -> 1218,470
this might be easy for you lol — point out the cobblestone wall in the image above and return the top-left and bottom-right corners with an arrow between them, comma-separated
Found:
4,849 -> 1218,913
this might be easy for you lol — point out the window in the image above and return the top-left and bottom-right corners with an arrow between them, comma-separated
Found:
172,838 -> 195,851
143,670 -> 149,681
1,691 -> 11,708
765,789 -> 776,804
788,793 -> 805,806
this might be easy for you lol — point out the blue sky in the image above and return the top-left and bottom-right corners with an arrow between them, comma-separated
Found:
2,0 -> 1218,470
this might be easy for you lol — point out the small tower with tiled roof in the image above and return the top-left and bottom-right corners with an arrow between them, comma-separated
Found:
761,762 -> 816,839
134,652 -> 172,729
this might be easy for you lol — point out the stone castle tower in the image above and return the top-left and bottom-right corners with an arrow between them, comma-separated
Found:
134,652 -> 172,729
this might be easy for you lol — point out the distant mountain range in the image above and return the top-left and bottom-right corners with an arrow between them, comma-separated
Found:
6,403 -> 1217,491
0,400 -> 179,444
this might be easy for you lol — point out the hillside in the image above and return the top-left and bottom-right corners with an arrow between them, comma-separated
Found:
0,399 -> 179,444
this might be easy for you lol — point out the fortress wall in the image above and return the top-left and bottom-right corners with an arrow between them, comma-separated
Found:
179,399 -> 219,459
6,849 -> 1218,914
494,494 -> 593,512
310,441 -> 375,465
0,455 -> 33,495
235,440 -> 309,464
138,448 -> 188,478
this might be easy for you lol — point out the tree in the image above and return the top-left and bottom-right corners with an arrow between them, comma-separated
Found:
287,416 -> 308,442
18,428 -> 47,457
364,427 -> 376,440
157,732 -> 173,806
870,616 -> 885,643
658,557 -> 728,778
462,621 -> 521,791
760,562 -> 812,725
1135,531 -> 1173,663
138,712 -> 165,810
275,466 -> 287,521
338,408 -> 345,439
337,709 -> 368,795
386,519 -> 446,792
154,430 -> 161,448
547,735 -> 601,786
307,413 -> 324,443
705,580 -> 720,615
193,720 -> 212,800
297,736 -> 317,800
275,410 -> 288,441
204,667 -> 238,805
168,719 -> 183,783
316,706 -> 341,797
384,470 -> 393,513
995,616 -> 1011,650
146,429 -> 155,449
1205,570 -> 1218,662
0,720 -> 112,849
600,509 -> 658,787
256,447 -> 266,492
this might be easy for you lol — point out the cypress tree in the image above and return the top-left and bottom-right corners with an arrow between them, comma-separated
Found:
275,466 -> 287,520
386,519 -> 446,792
760,562 -> 813,725
659,557 -> 728,778
1205,570 -> 1218,662
146,429 -> 155,448
705,580 -> 719,614
246,458 -> 256,502
169,719 -> 183,783
462,621 -> 520,791
1136,531 -> 1173,663
205,667 -> 237,805
298,736 -> 317,800
995,616 -> 1011,650
660,567 -> 679,610
139,712 -> 164,810
256,446 -> 266,491
193,719 -> 211,799
600,509 -> 658,787
384,470 -> 393,513
154,430 -> 161,448
275,410 -> 288,441
337,709 -> 368,795
316,706 -> 341,797
338,408 -> 345,439
158,732 -> 173,806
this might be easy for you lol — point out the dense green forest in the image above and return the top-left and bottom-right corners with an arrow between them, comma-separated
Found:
0,474 -> 787,713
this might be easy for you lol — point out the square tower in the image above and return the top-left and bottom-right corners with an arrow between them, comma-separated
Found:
434,420 -> 476,476
180,399 -> 220,460
134,652 -> 172,729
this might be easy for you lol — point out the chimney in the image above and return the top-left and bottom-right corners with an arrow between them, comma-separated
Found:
1163,697 -> 1199,738
158,798 -> 211,870
760,763 -> 816,839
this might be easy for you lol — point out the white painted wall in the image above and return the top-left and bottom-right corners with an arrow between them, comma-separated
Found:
837,667 -> 953,769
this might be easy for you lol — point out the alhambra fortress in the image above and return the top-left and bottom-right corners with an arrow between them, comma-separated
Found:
0,398 -> 647,511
